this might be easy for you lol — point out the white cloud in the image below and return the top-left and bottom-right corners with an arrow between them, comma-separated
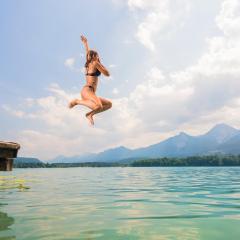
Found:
112,88 -> 119,94
179,97 -> 240,136
64,57 -> 75,69
4,84 -> 136,159
64,57 -> 83,72
128,0 -> 191,51
109,64 -> 117,68
125,0 -> 240,131
128,0 -> 146,10
216,0 -> 240,38
123,39 -> 134,45
113,0 -> 240,134
136,3 -> 170,51
17,129 -> 106,160
2,105 -> 25,118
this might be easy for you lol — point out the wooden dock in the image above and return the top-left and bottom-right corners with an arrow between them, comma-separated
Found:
0,141 -> 20,171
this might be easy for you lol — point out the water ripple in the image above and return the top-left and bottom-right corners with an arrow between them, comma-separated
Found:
0,167 -> 240,240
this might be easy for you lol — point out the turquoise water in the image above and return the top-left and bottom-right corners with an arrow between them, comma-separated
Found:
0,167 -> 240,240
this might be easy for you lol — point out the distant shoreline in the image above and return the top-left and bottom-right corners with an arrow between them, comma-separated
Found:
14,155 -> 240,168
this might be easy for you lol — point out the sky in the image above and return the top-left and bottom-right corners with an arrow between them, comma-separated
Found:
1,0 -> 240,160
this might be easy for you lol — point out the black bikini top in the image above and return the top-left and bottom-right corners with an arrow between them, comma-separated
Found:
86,68 -> 101,77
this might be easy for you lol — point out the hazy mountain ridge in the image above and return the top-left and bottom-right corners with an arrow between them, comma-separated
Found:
49,123 -> 240,163
15,157 -> 43,164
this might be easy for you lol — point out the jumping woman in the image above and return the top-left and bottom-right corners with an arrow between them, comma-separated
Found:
69,35 -> 112,125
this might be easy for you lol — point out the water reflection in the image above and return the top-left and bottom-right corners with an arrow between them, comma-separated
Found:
0,175 -> 30,191
0,210 -> 15,240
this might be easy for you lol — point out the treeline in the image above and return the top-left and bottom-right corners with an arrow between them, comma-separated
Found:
130,155 -> 240,167
13,162 -> 46,168
47,162 -> 125,167
13,162 -> 126,168
13,155 -> 240,168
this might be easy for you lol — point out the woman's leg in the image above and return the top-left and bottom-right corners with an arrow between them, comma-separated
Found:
69,87 -> 111,125
86,97 -> 112,119
71,87 -> 105,125
69,98 -> 96,109
85,97 -> 108,126
69,86 -> 102,110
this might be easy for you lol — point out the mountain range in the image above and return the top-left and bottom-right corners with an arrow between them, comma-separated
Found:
49,123 -> 240,163
15,157 -> 43,164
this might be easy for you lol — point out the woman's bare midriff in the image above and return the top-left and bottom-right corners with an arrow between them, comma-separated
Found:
85,75 -> 98,92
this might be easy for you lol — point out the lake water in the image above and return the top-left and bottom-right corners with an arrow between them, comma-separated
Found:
0,167 -> 240,240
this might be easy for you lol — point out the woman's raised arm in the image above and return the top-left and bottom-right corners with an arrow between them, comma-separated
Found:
81,35 -> 89,53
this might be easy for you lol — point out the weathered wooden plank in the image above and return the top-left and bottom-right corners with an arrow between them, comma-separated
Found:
0,141 -> 20,149
0,158 -> 13,171
0,149 -> 19,158
0,141 -> 20,171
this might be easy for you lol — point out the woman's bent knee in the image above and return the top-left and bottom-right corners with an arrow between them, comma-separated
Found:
106,101 -> 112,109
94,103 -> 103,110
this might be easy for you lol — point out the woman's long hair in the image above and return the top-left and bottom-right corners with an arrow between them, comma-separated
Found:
85,50 -> 98,70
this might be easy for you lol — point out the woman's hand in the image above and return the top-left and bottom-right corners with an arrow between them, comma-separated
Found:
81,35 -> 88,44
97,56 -> 101,63
81,35 -> 89,52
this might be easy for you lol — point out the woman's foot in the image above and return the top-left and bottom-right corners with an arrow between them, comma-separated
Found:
86,112 -> 94,125
68,99 -> 77,109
